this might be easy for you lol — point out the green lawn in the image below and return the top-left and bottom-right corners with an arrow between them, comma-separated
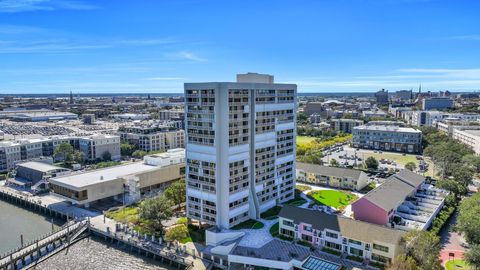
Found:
105,205 -> 139,224
296,136 -> 316,145
308,190 -> 358,210
231,219 -> 265,230
269,222 -> 279,237
445,260 -> 471,270
180,224 -> 206,244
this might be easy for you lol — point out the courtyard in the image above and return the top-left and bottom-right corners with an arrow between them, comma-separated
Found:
308,189 -> 358,210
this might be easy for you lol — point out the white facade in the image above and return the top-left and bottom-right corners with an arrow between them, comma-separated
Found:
0,134 -> 121,172
185,73 -> 297,229
409,110 -> 480,127
143,148 -> 185,167
452,129 -> 480,155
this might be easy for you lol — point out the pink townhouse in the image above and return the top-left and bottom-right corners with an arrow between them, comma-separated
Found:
351,169 -> 429,227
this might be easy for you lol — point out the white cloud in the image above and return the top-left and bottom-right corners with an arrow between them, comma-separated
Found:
398,68 -> 480,79
449,35 -> 480,41
0,0 -> 98,13
280,68 -> 480,92
172,51 -> 207,62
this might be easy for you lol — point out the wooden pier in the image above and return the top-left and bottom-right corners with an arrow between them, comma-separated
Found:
0,221 -> 89,270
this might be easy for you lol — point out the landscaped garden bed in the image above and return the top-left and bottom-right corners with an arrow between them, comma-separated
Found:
231,219 -> 264,230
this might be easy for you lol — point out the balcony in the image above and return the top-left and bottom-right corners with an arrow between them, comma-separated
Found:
392,183 -> 448,231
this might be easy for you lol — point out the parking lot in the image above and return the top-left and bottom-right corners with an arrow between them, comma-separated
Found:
322,145 -> 434,177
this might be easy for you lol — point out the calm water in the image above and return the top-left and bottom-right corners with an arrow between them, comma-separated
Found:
0,200 -> 60,255
0,200 -> 172,269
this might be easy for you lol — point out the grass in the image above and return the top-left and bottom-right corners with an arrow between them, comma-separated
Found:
179,224 -> 206,244
269,222 -> 279,237
91,161 -> 122,169
231,219 -> 264,230
260,206 -> 282,219
296,184 -> 312,192
359,182 -> 377,194
321,247 -> 342,256
308,190 -> 358,210
105,205 -> 139,224
269,222 -> 294,242
445,260 -> 471,270
296,135 -> 317,145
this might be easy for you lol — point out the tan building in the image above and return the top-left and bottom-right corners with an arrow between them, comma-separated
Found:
296,163 -> 369,191
49,149 -> 186,207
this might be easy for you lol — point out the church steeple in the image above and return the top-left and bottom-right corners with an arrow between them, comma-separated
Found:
69,90 -> 74,104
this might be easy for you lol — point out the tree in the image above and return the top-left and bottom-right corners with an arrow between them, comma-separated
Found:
164,224 -> 189,244
102,151 -> 112,161
54,142 -> 74,165
457,193 -> 480,245
386,254 -> 420,270
436,179 -> 467,197
164,180 -> 186,211
403,230 -> 442,270
404,162 -> 417,172
138,195 -> 173,234
330,158 -> 339,167
465,244 -> 480,270
132,150 -> 147,159
462,155 -> 480,173
365,156 -> 379,170
120,142 -> 136,157
452,164 -> 474,188
72,150 -> 84,164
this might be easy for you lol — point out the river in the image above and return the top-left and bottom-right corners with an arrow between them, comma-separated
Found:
0,200 -> 172,269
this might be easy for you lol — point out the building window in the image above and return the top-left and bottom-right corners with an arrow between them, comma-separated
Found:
326,231 -> 338,239
373,243 -> 389,253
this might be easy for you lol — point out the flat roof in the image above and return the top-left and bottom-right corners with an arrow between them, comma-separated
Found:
354,125 -> 421,133
49,162 -> 159,189
17,161 -> 67,172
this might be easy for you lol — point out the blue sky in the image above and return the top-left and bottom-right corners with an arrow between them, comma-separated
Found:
0,0 -> 479,93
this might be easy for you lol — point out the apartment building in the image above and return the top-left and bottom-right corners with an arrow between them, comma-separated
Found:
330,119 -> 363,133
352,125 -> 422,153
0,134 -> 120,172
375,89 -> 389,105
352,170 -> 447,231
158,109 -> 185,121
278,205 -> 405,265
118,126 -> 185,152
296,163 -> 369,191
409,110 -> 480,127
437,120 -> 480,136
452,129 -> 480,155
185,73 -> 297,229
422,97 -> 454,110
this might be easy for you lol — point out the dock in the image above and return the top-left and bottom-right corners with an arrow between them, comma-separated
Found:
0,184 -> 212,270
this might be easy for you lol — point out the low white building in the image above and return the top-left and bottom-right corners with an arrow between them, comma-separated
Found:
452,129 -> 480,155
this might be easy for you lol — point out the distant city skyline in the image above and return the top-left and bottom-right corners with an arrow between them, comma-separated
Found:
0,0 -> 479,93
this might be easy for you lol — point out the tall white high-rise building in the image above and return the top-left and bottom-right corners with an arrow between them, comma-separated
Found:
185,73 -> 297,229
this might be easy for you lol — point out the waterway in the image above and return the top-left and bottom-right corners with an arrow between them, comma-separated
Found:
0,200 -> 172,269
0,200 -> 60,255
